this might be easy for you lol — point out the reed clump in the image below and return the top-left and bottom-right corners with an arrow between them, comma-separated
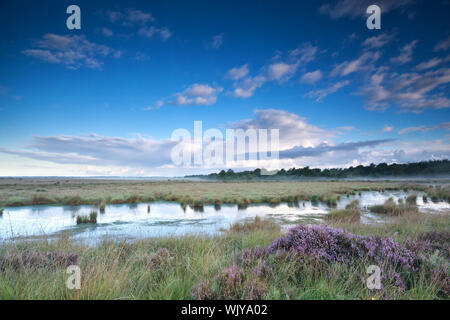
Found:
406,194 -> 417,205
323,194 -> 340,207
237,199 -> 250,210
99,200 -> 106,213
425,186 -> 450,203
190,201 -> 204,212
228,216 -> 280,234
214,200 -> 222,210
370,197 -> 418,216
76,210 -> 98,224
327,200 -> 360,222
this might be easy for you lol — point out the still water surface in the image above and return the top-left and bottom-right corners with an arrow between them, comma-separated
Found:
0,191 -> 448,242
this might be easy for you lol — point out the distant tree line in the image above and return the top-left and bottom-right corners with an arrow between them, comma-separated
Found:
187,160 -> 450,180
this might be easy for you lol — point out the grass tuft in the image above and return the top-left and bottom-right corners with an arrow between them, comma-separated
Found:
370,197 -> 418,216
327,200 -> 360,223
76,210 -> 98,224
99,200 -> 106,213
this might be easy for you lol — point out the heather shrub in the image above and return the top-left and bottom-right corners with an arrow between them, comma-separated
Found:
280,225 -> 445,295
0,250 -> 78,271
416,231 -> 450,259
194,224 -> 450,299
193,264 -> 268,300
148,248 -> 172,268
268,225 -> 417,267
266,225 -> 449,295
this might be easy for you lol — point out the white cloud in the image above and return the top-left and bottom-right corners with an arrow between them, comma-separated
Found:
434,36 -> 450,52
267,43 -> 319,82
106,8 -> 155,26
381,125 -> 394,133
301,70 -> 323,84
319,0 -> 414,19
306,80 -> 350,102
362,34 -> 394,49
145,100 -> 164,111
211,34 -> 224,49
105,8 -> 172,41
1,109 -> 448,175
171,84 -> 223,106
390,40 -> 418,64
0,134 -> 177,169
22,34 -> 121,70
231,76 -> 266,98
228,109 -> 334,150
398,122 -> 450,134
415,57 -> 448,70
359,66 -> 450,112
268,62 -> 299,81
288,43 -> 319,65
331,51 -> 380,77
100,28 -> 114,37
133,51 -> 150,61
138,26 -> 172,41
226,64 -> 249,80
230,43 -> 319,98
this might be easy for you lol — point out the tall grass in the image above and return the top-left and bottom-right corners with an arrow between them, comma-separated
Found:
0,179 -> 424,207
76,211 -> 98,224
0,213 -> 448,300
99,200 -> 106,213
370,197 -> 418,216
327,200 -> 360,222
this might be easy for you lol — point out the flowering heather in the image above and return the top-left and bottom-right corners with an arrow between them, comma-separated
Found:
193,263 -> 268,300
0,250 -> 78,270
148,248 -> 172,268
193,224 -> 449,299
268,225 -> 418,270
234,247 -> 268,266
416,231 -> 450,259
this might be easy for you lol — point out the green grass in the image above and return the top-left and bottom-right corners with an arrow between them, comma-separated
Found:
425,185 -> 450,203
0,213 -> 448,300
0,178 -> 434,207
99,200 -> 106,213
370,197 -> 419,216
76,211 -> 97,224
327,200 -> 360,222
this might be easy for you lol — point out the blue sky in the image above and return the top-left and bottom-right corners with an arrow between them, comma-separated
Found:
0,0 -> 449,176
